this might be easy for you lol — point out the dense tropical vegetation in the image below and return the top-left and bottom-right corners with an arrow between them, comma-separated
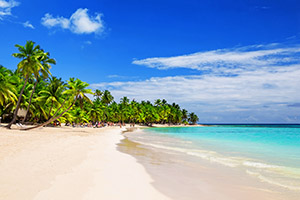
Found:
0,41 -> 199,129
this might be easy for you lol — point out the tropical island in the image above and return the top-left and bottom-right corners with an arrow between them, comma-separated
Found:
0,41 -> 204,200
1,0 -> 299,199
0,41 -> 199,130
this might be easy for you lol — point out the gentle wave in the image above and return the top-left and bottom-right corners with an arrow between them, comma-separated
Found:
134,140 -> 300,191
243,161 -> 280,169
246,170 -> 300,191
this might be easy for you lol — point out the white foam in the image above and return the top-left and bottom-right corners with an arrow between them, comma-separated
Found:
243,161 -> 280,169
133,139 -> 300,191
136,141 -> 239,167
246,170 -> 300,191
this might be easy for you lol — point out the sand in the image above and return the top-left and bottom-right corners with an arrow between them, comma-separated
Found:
0,125 -> 170,200
1,124 -> 296,200
119,128 -> 299,200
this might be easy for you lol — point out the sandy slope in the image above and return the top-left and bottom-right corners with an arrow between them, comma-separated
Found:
0,126 -> 170,200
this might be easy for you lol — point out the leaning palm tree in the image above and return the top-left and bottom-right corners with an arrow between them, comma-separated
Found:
6,41 -> 44,129
23,78 -> 93,130
22,51 -> 56,123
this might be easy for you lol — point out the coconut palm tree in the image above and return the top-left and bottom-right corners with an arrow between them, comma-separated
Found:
6,41 -> 44,129
154,99 -> 162,107
0,66 -> 17,107
36,77 -> 65,120
188,112 -> 199,125
101,90 -> 114,105
22,51 -> 56,123
119,96 -> 130,124
94,89 -> 103,100
88,98 -> 105,122
23,78 -> 93,130
182,109 -> 188,121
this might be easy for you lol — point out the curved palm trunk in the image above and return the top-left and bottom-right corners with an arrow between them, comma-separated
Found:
6,75 -> 29,129
23,97 -> 77,131
48,100 -> 54,119
22,77 -> 38,123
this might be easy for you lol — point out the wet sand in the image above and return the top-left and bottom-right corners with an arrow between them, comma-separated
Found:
119,128 -> 298,200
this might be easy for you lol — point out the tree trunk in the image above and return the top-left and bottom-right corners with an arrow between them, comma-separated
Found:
22,97 -> 77,131
51,98 -> 68,119
48,100 -> 54,119
22,77 -> 38,123
6,75 -> 29,129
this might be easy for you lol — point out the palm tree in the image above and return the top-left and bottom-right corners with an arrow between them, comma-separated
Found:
188,112 -> 199,125
94,89 -> 103,100
101,90 -> 114,105
0,66 -> 17,107
120,96 -> 130,124
101,90 -> 114,121
6,41 -> 44,129
88,101 -> 104,122
154,99 -> 161,107
23,78 -> 93,130
37,77 -> 65,119
22,51 -> 56,123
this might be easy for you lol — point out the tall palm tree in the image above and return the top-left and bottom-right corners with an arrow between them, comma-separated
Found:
6,41 -> 44,129
120,96 -> 130,124
101,90 -> 114,105
23,78 -> 93,130
22,51 -> 56,123
182,109 -> 188,122
101,90 -> 114,121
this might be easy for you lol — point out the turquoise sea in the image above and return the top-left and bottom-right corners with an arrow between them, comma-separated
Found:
140,125 -> 300,191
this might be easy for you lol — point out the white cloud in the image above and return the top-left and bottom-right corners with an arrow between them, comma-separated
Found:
41,13 -> 70,29
41,8 -> 104,34
0,0 -> 19,19
133,45 -> 300,75
23,21 -> 34,29
92,44 -> 300,123
91,65 -> 300,123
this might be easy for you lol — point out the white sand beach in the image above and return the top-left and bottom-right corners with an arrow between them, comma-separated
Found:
0,126 -> 170,200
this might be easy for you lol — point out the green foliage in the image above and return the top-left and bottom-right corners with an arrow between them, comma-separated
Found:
1,41 -> 199,126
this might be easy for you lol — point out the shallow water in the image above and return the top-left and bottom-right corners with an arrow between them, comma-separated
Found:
137,125 -> 300,192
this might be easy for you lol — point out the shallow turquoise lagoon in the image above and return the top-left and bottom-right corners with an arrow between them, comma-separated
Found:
144,125 -> 300,191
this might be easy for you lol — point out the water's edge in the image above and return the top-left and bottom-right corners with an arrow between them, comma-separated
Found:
117,128 -> 299,200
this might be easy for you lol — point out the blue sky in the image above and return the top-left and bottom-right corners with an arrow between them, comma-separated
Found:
1,0 -> 300,123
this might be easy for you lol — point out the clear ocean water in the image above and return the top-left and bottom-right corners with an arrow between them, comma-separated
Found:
142,125 -> 300,191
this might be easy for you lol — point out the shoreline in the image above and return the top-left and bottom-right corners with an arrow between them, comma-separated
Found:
0,125 -> 170,200
119,127 -> 298,200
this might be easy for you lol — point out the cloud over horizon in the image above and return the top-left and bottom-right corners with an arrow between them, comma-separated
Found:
92,44 -> 300,123
41,8 -> 104,34
0,0 -> 19,19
